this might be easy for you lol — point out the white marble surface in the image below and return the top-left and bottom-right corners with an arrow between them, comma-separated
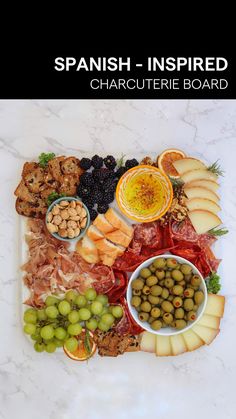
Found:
0,100 -> 236,419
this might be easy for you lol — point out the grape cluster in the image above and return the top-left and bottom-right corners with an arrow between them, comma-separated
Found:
78,155 -> 139,220
23,288 -> 123,354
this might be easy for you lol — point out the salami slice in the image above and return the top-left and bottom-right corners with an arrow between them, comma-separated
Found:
171,219 -> 199,242
133,222 -> 162,248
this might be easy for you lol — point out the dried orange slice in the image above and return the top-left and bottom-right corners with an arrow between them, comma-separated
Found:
63,330 -> 96,361
157,149 -> 186,178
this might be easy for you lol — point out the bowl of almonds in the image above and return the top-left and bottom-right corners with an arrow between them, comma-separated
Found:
46,197 -> 90,242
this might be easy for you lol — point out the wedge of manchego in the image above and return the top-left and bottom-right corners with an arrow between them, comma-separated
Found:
188,209 -> 222,234
185,179 -> 219,193
173,158 -> 206,175
184,186 -> 219,203
181,169 -> 218,183
185,198 -> 221,215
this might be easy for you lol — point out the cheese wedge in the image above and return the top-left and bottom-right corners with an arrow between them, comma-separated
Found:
87,225 -> 104,241
181,169 -> 218,183
173,158 -> 206,175
155,335 -> 172,356
197,314 -> 220,330
191,324 -> 219,345
105,229 -> 132,248
185,179 -> 219,193
182,329 -> 204,352
188,210 -> 222,234
105,208 -> 133,238
184,186 -> 219,203
185,198 -> 221,215
204,294 -> 225,318
140,332 -> 156,353
170,334 -> 187,355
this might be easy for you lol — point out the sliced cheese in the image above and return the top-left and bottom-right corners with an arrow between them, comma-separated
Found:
182,329 -> 204,352
173,158 -> 206,175
197,313 -> 220,330
188,210 -> 222,234
204,294 -> 225,318
170,334 -> 187,355
140,332 -> 156,353
184,186 -> 219,203
191,324 -> 219,345
185,179 -> 219,193
185,198 -> 221,215
181,169 -> 218,183
155,335 -> 172,357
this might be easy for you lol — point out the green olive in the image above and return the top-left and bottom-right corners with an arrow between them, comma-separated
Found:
163,312 -> 173,324
150,285 -> 162,296
174,319 -> 187,329
142,285 -> 151,295
151,320 -> 162,330
167,295 -> 174,302
131,296 -> 141,307
133,289 -> 141,296
194,291 -> 204,305
155,269 -> 165,280
178,280 -> 186,287
131,278 -> 144,290
159,280 -> 165,286
146,275 -> 158,287
180,264 -> 192,275
161,301 -> 174,313
139,312 -> 149,322
153,258 -> 166,269
184,288 -> 194,298
149,264 -> 156,273
148,316 -> 155,324
165,271 -> 171,278
183,298 -> 194,311
175,308 -> 185,319
140,301 -> 152,312
151,307 -> 161,318
187,311 -> 197,321
164,278 -> 174,288
140,268 -> 152,279
193,304 -> 198,311
173,296 -> 183,308
158,297 -> 164,304
166,258 -> 179,269
171,269 -> 184,281
191,275 -> 201,287
148,295 -> 160,305
172,285 -> 184,296
161,288 -> 169,299
141,295 -> 147,301
184,274 -> 192,282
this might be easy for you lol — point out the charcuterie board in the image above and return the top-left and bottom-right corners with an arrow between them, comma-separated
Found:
16,150 -> 226,359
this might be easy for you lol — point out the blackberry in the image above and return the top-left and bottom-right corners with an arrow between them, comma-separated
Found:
92,190 -> 104,204
104,192 -> 115,204
103,178 -> 117,193
97,204 -> 109,214
125,158 -> 139,170
103,155 -> 116,170
89,208 -> 98,221
77,184 -> 91,198
80,172 -> 94,187
115,166 -> 127,178
91,155 -> 103,169
92,168 -> 114,182
79,158 -> 92,170
82,197 -> 95,210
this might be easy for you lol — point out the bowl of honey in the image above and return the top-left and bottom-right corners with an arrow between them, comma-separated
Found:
116,165 -> 173,222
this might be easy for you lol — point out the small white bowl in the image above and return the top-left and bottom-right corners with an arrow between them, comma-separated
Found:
126,254 -> 207,336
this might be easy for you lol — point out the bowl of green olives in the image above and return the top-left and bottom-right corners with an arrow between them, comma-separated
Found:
127,255 -> 207,336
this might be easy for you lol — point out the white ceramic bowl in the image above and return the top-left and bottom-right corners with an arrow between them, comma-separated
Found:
126,254 -> 208,336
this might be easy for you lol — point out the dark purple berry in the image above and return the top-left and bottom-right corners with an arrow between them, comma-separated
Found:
103,155 -> 116,170
115,166 -> 127,178
125,158 -> 139,170
91,155 -> 103,169
79,158 -> 92,170
80,172 -> 94,187
97,204 -> 109,214
89,209 -> 98,221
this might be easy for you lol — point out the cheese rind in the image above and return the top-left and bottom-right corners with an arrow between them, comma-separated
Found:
170,334 -> 187,356
191,324 -> 219,345
204,294 -> 225,318
182,329 -> 204,352
155,335 -> 172,357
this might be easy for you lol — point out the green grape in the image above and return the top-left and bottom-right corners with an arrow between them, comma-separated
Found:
98,321 -> 110,332
45,306 -> 59,319
40,325 -> 54,340
111,306 -> 123,319
101,306 -> 109,315
31,329 -> 41,341
34,342 -> 45,352
101,313 -> 115,326
58,300 -> 71,316
54,338 -> 64,348
65,290 -> 77,303
86,318 -> 98,331
24,323 -> 36,335
37,309 -> 47,321
54,327 -> 67,340
85,288 -> 97,301
45,342 -> 57,353
95,294 -> 108,305
68,310 -> 80,324
67,323 -> 82,336
43,339 -> 53,344
64,337 -> 78,352
24,310 -> 37,324
78,308 -> 91,321
90,301 -> 103,315
45,295 -> 59,306
75,295 -> 87,307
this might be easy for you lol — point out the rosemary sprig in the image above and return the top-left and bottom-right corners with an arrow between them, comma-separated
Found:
84,328 -> 91,356
208,227 -> 229,236
207,160 -> 224,177
169,177 -> 184,188
116,153 -> 126,168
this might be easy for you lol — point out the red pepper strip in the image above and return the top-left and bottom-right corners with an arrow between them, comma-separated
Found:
105,270 -> 129,303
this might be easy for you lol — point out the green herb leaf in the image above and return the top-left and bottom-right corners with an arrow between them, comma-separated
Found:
116,153 -> 126,168
208,227 -> 229,236
169,176 -> 184,188
84,328 -> 91,356
38,152 -> 56,168
46,192 -> 66,207
207,160 -> 224,177
206,272 -> 221,294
